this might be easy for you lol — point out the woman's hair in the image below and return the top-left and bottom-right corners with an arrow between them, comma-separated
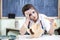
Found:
22,4 -> 36,16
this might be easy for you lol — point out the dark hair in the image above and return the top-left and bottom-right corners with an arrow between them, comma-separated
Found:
22,4 -> 36,16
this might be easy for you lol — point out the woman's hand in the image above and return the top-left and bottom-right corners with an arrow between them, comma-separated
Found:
25,13 -> 30,26
25,13 -> 30,20
20,26 -> 27,35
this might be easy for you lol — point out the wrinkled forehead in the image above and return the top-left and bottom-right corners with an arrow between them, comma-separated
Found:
24,8 -> 36,14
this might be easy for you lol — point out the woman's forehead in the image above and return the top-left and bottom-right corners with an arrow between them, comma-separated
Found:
25,8 -> 35,14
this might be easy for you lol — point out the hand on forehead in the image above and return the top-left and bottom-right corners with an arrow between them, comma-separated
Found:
25,9 -> 35,15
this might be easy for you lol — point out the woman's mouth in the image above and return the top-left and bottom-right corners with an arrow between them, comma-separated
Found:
34,17 -> 35,19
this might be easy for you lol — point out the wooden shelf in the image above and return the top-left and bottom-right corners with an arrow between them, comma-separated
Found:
58,0 -> 60,19
0,0 -> 1,19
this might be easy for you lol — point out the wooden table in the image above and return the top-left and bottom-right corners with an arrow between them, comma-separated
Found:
6,28 -> 20,36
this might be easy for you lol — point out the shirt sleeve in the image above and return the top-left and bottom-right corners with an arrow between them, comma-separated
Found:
43,19 -> 51,32
40,14 -> 51,32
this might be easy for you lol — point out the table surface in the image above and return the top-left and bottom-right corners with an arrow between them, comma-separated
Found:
15,35 -> 60,40
6,28 -> 20,30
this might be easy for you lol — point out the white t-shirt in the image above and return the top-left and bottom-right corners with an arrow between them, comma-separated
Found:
29,14 -> 51,32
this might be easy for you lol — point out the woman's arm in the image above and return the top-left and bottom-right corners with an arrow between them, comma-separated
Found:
20,18 -> 30,35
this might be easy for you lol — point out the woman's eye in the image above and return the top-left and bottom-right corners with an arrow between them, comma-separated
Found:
32,11 -> 35,14
29,14 -> 32,16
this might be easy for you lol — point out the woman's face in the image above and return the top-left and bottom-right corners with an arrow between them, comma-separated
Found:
25,8 -> 38,22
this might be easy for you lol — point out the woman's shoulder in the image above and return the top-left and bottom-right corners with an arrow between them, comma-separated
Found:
39,13 -> 48,20
39,13 -> 47,17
